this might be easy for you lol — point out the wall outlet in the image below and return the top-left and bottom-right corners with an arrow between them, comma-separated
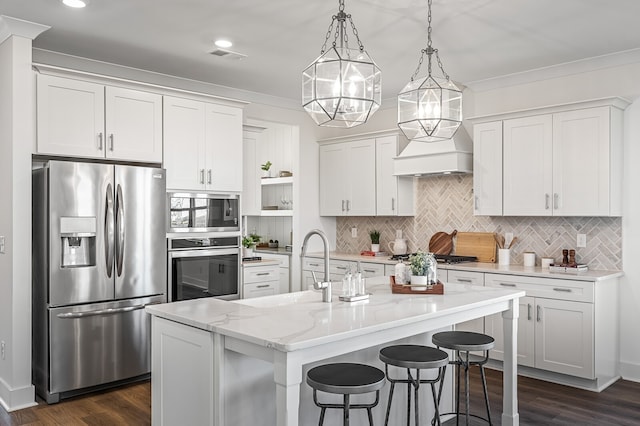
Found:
577,234 -> 587,248
1,341 -> 5,360
351,227 -> 358,238
0,236 -> 4,254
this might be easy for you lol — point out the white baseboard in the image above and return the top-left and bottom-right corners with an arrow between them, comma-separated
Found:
619,361 -> 640,383
0,376 -> 36,412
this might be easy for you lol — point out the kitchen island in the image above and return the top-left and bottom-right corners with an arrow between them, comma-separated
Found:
146,277 -> 524,426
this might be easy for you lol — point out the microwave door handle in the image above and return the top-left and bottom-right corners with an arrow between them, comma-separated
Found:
115,184 -> 125,277
105,184 -> 115,278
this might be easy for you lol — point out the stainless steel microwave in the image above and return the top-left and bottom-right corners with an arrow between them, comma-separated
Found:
167,192 -> 240,233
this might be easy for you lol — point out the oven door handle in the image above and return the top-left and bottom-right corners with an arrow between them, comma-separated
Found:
168,248 -> 240,258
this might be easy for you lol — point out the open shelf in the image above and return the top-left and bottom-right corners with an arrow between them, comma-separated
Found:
260,176 -> 293,186
260,209 -> 293,217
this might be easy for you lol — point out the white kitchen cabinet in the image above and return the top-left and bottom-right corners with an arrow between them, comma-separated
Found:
376,135 -> 414,216
319,139 -> 376,216
447,269 -> 485,334
242,125 -> 265,216
303,257 -> 385,293
164,96 -> 242,192
503,114 -> 554,216
243,262 -> 279,299
472,121 -> 503,216
259,252 -> 291,294
484,273 -> 596,379
37,74 -> 162,162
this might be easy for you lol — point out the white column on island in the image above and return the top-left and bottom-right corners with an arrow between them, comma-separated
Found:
502,299 -> 520,426
274,350 -> 304,426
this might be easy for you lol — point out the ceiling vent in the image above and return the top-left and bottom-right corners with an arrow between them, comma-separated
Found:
209,48 -> 247,60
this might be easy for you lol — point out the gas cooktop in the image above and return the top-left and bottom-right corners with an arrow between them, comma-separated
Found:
390,253 -> 478,264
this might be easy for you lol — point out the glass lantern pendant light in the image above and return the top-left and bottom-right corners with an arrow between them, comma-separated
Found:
398,0 -> 462,142
302,0 -> 381,128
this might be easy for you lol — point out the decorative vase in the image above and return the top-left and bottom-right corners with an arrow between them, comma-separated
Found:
243,247 -> 254,257
262,170 -> 271,178
410,275 -> 428,290
371,243 -> 380,253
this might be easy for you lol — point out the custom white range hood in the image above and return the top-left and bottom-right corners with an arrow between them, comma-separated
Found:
393,126 -> 473,176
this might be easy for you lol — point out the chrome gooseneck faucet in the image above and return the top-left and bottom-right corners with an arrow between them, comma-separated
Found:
300,229 -> 332,302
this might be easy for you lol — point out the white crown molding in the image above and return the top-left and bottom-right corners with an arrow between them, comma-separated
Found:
465,48 -> 640,93
0,15 -> 49,44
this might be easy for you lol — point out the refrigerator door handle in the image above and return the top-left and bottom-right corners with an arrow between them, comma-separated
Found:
105,184 -> 115,278
56,304 -> 147,319
115,184 -> 125,277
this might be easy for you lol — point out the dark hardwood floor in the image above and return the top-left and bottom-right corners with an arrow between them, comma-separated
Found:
1,369 -> 640,425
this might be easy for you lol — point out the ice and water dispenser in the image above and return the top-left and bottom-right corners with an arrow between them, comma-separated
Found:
60,217 -> 97,268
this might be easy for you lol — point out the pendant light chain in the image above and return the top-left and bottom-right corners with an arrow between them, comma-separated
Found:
410,0 -> 450,82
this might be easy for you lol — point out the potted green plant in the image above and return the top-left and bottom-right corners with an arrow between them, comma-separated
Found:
242,234 -> 261,257
408,250 -> 433,288
261,160 -> 272,178
369,230 -> 381,252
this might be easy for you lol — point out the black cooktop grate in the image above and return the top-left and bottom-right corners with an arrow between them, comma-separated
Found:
390,253 -> 478,264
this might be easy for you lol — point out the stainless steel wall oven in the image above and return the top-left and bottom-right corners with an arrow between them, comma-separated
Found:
168,235 -> 240,301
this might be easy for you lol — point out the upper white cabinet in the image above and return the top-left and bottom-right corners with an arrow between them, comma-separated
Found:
471,98 -> 628,217
37,74 -> 162,162
472,121 -> 503,216
319,131 -> 415,217
319,139 -> 376,216
242,125 -> 265,216
164,96 -> 242,192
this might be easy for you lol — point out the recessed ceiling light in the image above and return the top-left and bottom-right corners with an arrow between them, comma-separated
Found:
62,0 -> 88,7
214,39 -> 233,49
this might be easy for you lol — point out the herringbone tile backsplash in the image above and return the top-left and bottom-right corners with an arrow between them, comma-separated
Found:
336,175 -> 622,270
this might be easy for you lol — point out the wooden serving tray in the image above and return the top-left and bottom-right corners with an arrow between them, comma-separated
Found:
390,276 -> 444,295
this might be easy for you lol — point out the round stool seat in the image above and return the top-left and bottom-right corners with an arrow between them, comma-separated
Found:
432,331 -> 495,352
379,345 -> 449,370
307,363 -> 385,395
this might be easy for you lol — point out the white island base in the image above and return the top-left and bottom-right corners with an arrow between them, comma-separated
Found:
147,277 -> 524,426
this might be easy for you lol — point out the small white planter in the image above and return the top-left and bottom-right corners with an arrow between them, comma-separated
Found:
371,243 -> 380,252
243,247 -> 254,257
410,275 -> 428,290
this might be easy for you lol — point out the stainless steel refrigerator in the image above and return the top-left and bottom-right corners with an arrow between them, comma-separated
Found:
32,160 -> 166,403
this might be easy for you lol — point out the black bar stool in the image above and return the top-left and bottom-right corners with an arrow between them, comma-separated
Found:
306,362 -> 386,426
378,344 -> 449,426
432,331 -> 495,425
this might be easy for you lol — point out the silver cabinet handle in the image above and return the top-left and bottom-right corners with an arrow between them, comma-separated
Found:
457,278 -> 472,283
527,303 -> 532,321
98,132 -> 104,150
499,282 -> 516,287
554,193 -> 559,210
545,193 -> 550,209
200,169 -> 205,184
256,284 -> 270,288
474,195 -> 478,210
346,200 -> 350,212
341,200 -> 345,212
335,266 -> 347,270
309,263 -> 320,267
109,133 -> 114,151
537,305 -> 541,322
391,198 -> 395,211
207,169 -> 212,184
363,269 -> 376,273
57,304 -> 146,319
256,272 -> 270,276
553,287 -> 572,293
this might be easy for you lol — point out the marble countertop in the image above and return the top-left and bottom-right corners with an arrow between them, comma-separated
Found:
304,252 -> 623,282
146,276 -> 524,352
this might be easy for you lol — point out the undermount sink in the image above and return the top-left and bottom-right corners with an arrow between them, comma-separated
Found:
234,290 -> 322,308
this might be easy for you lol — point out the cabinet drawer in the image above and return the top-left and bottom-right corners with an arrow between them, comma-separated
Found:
485,273 -> 594,303
260,252 -> 290,268
243,282 -> 277,299
331,259 -> 354,275
243,266 -> 279,284
447,270 -> 485,286
303,258 -> 325,272
360,262 -> 385,278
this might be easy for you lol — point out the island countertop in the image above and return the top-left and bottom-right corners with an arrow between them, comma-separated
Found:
146,276 -> 525,352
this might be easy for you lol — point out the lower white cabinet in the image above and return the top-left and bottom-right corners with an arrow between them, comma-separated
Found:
302,258 -> 386,292
484,273 -> 596,379
258,252 -> 291,294
243,263 -> 279,299
447,270 -> 485,334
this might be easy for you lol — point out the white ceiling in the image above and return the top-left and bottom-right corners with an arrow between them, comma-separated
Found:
3,0 -> 640,103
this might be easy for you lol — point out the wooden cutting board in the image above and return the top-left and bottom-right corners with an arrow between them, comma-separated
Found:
428,230 -> 457,255
455,232 -> 497,263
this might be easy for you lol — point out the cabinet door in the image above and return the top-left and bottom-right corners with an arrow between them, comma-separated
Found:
448,270 -> 485,333
163,97 -> 206,191
535,298 -> 594,379
36,74 -> 105,158
204,103 -> 243,192
376,136 -> 399,216
359,262 -> 385,278
346,139 -> 376,216
105,86 -> 162,162
552,107 -> 610,216
503,115 -> 553,215
319,144 -> 347,216
486,296 -> 535,367
473,121 -> 503,215
242,127 -> 263,216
